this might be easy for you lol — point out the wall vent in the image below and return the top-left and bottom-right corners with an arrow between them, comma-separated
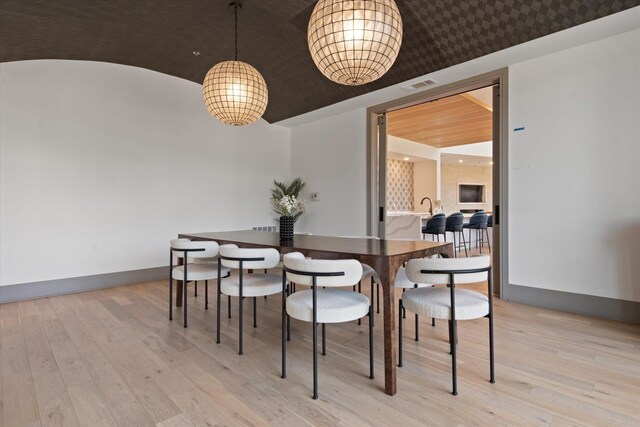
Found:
252,226 -> 277,232
400,78 -> 438,92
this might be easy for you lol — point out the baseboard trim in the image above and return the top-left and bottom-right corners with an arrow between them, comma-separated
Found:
0,267 -> 167,304
504,284 -> 640,324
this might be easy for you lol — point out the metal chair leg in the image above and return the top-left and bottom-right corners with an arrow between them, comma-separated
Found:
358,281 -> 362,325
228,295 -> 232,319
253,297 -> 257,328
205,280 -> 208,309
238,270 -> 244,355
282,281 -> 287,379
486,228 -> 492,253
169,278 -> 173,321
194,281 -> 198,297
451,318 -> 458,396
369,305 -> 374,379
376,283 -> 380,313
322,323 -> 326,356
461,230 -> 468,257
489,312 -> 495,384
216,279 -> 221,344
183,264 -> 188,328
398,299 -> 403,367
312,279 -> 318,400
432,318 -> 435,327
414,284 -> 419,341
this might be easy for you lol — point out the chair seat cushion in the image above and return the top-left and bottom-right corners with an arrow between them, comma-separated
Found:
221,274 -> 283,297
395,267 -> 433,289
361,263 -> 380,284
402,287 -> 489,320
287,289 -> 370,323
172,263 -> 229,281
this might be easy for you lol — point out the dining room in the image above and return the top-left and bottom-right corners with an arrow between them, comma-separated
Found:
1,2 -> 640,426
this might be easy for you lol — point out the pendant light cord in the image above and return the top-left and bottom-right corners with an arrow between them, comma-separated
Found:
234,3 -> 238,61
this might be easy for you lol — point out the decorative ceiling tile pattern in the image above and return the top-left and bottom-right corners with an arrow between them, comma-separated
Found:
387,159 -> 414,212
1,1 -> 638,122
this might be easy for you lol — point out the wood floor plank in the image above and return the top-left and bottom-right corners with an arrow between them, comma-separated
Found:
21,314 -> 79,427
1,308 -> 41,427
1,277 -> 639,427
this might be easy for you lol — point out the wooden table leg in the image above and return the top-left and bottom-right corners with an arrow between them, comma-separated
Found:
374,257 -> 403,396
176,256 -> 183,307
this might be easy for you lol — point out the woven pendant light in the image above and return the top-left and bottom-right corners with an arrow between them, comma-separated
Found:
202,2 -> 268,126
308,0 -> 403,86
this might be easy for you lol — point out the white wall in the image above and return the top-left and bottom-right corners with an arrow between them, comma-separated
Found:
509,28 -> 640,302
290,109 -> 367,236
0,60 -> 291,286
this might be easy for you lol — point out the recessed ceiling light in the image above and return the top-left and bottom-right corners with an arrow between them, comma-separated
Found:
490,161 -> 494,165
193,51 -> 200,56
403,157 -> 410,161
458,159 -> 464,163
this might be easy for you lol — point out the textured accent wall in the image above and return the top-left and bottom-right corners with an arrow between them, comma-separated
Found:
387,160 -> 414,212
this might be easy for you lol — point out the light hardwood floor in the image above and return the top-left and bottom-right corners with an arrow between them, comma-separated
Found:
1,274 -> 639,427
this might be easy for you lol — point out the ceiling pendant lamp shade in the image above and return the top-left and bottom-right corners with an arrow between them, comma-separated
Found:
202,60 -> 268,126
308,0 -> 403,86
202,2 -> 268,126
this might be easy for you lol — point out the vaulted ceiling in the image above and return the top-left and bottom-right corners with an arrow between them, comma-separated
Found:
1,1 -> 637,123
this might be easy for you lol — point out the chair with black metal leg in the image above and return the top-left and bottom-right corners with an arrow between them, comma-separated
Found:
341,236 -> 381,315
422,213 -> 446,241
398,255 -> 495,395
281,252 -> 373,400
446,212 -> 468,257
463,211 -> 490,253
395,265 -> 434,341
169,239 -> 230,328
216,245 -> 281,355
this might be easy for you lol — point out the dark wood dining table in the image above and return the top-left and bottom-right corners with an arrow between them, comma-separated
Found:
176,230 -> 453,396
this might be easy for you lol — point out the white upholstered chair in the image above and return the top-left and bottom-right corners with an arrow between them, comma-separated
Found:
341,235 -> 381,315
216,245 -> 281,355
169,239 -> 230,327
399,255 -> 495,395
282,252 -> 373,400
395,265 -> 435,340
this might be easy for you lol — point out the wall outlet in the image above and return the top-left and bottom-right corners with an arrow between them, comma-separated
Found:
310,192 -> 320,201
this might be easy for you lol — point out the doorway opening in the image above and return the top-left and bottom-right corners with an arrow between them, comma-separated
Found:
366,69 -> 508,296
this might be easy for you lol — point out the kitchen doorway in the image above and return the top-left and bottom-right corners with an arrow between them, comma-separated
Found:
366,69 -> 508,296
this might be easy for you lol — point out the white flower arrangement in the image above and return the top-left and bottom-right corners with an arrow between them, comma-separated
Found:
272,195 -> 307,219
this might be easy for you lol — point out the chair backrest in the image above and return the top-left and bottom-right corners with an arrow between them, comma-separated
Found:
219,245 -> 280,269
171,239 -> 219,259
432,212 -> 446,218
468,212 -> 488,228
424,215 -> 446,233
283,252 -> 363,287
446,212 -> 464,231
406,255 -> 490,285
487,215 -> 493,227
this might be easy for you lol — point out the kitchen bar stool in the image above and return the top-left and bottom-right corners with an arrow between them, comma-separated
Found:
446,212 -> 468,257
281,252 -> 373,400
169,239 -> 230,327
399,255 -> 494,395
422,213 -> 446,241
463,212 -> 490,253
217,245 -> 281,355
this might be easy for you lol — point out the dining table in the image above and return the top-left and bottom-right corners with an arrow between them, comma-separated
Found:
175,230 -> 453,396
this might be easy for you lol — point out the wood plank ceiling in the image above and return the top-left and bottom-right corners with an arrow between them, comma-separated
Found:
1,1 -> 638,123
387,90 -> 492,148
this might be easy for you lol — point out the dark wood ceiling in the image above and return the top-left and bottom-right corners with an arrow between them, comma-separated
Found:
1,1 -> 637,123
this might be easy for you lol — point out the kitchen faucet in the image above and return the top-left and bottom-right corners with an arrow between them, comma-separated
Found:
420,197 -> 433,215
